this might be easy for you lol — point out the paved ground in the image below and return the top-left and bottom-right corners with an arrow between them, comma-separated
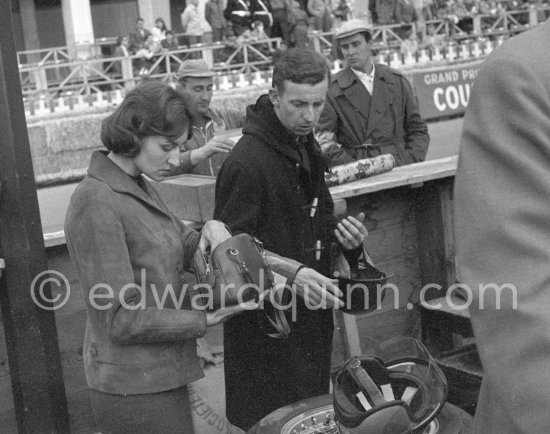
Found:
37,117 -> 464,236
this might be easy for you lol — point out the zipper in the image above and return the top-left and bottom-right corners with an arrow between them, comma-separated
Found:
191,120 -> 215,176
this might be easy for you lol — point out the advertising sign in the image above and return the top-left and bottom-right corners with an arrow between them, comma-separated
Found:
410,62 -> 483,120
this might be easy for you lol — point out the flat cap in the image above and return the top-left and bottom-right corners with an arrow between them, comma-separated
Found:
177,59 -> 215,79
334,19 -> 373,40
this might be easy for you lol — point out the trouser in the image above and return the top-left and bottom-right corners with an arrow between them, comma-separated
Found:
271,9 -> 292,44
224,308 -> 334,431
313,12 -> 332,32
89,385 -> 194,434
211,26 -> 224,42
187,35 -> 202,46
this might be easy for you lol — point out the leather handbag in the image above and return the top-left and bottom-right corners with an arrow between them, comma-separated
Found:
193,233 -> 291,337
194,233 -> 290,338
194,233 -> 272,310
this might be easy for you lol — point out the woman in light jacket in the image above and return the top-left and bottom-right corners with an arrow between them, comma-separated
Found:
151,17 -> 168,43
65,80 -> 252,433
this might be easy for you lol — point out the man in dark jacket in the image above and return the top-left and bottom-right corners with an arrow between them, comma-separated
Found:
316,19 -> 429,167
224,0 -> 252,35
128,17 -> 151,54
214,48 -> 368,431
205,0 -> 227,42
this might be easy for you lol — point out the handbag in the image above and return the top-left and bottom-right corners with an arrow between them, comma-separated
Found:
193,233 -> 291,338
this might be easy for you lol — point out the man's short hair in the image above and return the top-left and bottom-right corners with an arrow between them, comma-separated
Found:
272,48 -> 330,94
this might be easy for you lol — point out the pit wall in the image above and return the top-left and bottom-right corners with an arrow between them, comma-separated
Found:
27,88 -> 266,179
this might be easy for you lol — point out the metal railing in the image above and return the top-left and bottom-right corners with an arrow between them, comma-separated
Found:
17,32 -> 188,68
16,5 -> 549,69
19,38 -> 281,100
472,5 -> 549,35
17,6 -> 550,112
22,38 -> 496,119
306,6 -> 549,52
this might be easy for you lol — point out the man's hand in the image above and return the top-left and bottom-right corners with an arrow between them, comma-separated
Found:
335,212 -> 368,251
193,137 -> 235,162
293,267 -> 344,309
333,251 -> 351,279
199,220 -> 231,252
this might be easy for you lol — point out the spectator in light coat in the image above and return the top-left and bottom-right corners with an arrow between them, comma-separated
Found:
151,17 -> 168,43
316,19 -> 429,166
181,0 -> 204,45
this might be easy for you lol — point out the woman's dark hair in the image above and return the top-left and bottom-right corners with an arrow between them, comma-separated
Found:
101,80 -> 191,157
155,17 -> 167,30
272,48 -> 330,94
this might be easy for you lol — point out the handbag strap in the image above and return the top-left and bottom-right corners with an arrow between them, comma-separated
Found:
228,248 -> 254,284
229,244 -> 290,337
251,238 -> 291,338
262,288 -> 291,339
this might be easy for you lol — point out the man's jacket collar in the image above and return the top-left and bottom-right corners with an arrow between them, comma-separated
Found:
332,63 -> 397,137
333,62 -> 397,89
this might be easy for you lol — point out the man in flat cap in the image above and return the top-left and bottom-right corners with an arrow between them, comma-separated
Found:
170,59 -> 235,176
316,19 -> 429,166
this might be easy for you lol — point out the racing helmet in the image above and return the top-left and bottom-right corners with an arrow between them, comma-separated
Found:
333,337 -> 447,434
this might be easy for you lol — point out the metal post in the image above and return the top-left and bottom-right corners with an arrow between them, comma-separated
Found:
0,3 -> 70,433
528,6 -> 538,26
473,15 -> 482,35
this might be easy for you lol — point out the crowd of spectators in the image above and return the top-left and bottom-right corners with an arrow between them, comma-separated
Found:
370,0 -> 542,26
108,0 -> 546,77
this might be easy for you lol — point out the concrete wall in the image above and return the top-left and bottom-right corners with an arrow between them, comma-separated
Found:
28,87 -> 268,180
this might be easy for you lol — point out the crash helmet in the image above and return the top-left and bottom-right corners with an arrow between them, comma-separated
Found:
333,337 -> 447,434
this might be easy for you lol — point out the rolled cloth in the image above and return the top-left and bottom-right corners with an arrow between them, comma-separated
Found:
324,154 -> 396,187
